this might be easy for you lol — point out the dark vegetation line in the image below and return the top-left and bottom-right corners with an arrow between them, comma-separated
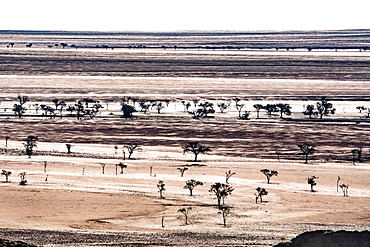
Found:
2,95 -> 369,163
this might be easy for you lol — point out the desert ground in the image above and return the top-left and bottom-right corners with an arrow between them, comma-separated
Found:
0,30 -> 369,246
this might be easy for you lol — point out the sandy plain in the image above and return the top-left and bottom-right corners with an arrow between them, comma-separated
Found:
0,32 -> 370,246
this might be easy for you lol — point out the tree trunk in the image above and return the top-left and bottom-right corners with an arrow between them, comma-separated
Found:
217,197 -> 221,207
189,189 -> 193,196
305,153 -> 309,164
194,153 -> 198,162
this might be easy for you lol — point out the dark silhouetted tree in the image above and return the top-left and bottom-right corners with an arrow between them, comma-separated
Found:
60,43 -> 68,49
116,162 -> 127,174
23,136 -> 38,158
225,170 -> 236,184
239,111 -> 250,120
265,104 -> 278,116
253,104 -> 264,118
184,179 -> 203,196
339,183 -> 349,197
276,103 -> 292,119
235,103 -> 245,118
121,103 -> 136,118
157,180 -> 166,198
13,95 -> 29,118
298,143 -> 315,164
255,187 -> 268,203
139,100 -> 151,114
317,97 -> 336,119
178,207 -> 192,225
182,141 -> 211,162
189,102 -> 215,119
19,171 -> 27,185
356,106 -> 366,113
192,99 -> 199,107
151,101 -> 166,114
260,169 -> 278,184
303,104 -> 317,119
52,99 -> 66,118
124,143 -> 140,159
177,167 -> 188,177
1,170 -> 11,182
351,147 -> 362,165
66,143 -> 73,154
209,182 -> 234,208
307,176 -> 318,192
217,102 -> 229,113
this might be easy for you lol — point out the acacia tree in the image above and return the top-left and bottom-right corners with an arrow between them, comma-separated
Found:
235,103 -> 245,118
177,167 -> 188,177
351,147 -> 362,165
157,180 -> 166,199
124,143 -> 140,159
189,102 -> 215,119
239,111 -> 250,120
225,170 -> 236,184
19,171 -> 27,185
317,97 -> 336,119
182,141 -> 211,162
66,101 -> 85,119
52,99 -> 66,118
307,176 -> 318,192
356,106 -> 366,113
217,102 -> 229,113
121,103 -> 136,118
116,162 -> 127,174
139,100 -> 151,114
253,104 -> 264,118
178,207 -> 192,225
303,104 -> 317,119
265,104 -> 278,116
151,101 -> 166,114
1,170 -> 11,182
255,187 -> 268,203
183,179 -> 203,196
13,95 -> 29,118
23,136 -> 38,158
66,144 -> 73,154
260,169 -> 278,184
209,182 -> 234,208
200,101 -> 215,116
298,143 -> 315,164
339,184 -> 349,197
276,103 -> 292,119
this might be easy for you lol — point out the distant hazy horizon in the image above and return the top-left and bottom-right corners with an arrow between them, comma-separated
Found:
1,0 -> 368,32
